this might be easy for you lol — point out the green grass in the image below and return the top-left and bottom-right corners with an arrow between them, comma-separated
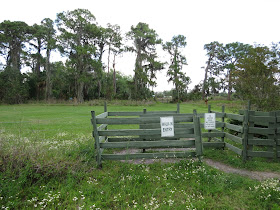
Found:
1,100 -> 280,209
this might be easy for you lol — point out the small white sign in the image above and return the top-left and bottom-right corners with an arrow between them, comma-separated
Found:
160,116 -> 174,137
204,113 -> 216,130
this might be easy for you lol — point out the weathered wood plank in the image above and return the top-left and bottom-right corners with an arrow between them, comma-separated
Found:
225,113 -> 244,122
108,137 -> 143,142
248,127 -> 275,135
100,140 -> 196,149
200,122 -> 225,129
203,142 -> 225,148
202,132 -> 225,138
254,111 -> 270,116
212,137 -> 222,142
140,113 -> 193,117
251,116 -> 276,124
144,111 -> 178,114
248,138 -> 276,146
97,116 -> 193,125
225,133 -> 243,144
247,151 -> 274,158
99,136 -> 106,143
97,124 -> 107,131
99,128 -> 194,136
225,143 -> 242,156
96,112 -> 108,119
108,112 -> 143,116
225,123 -> 243,133
140,123 -> 194,129
102,151 -> 197,160
209,111 -> 225,118
140,134 -> 196,139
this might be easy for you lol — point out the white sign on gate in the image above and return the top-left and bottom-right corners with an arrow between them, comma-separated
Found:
160,116 -> 174,137
204,113 -> 216,130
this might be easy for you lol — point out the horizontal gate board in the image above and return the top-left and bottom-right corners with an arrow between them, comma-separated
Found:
225,113 -> 244,121
97,116 -> 193,124
248,138 -> 275,146
99,128 -> 194,136
225,133 -> 243,144
247,151 -> 275,158
248,127 -> 275,135
102,151 -> 197,160
96,112 -> 108,118
100,140 -> 196,149
225,143 -> 242,156
202,132 -> 225,138
203,142 -> 225,148
225,123 -> 243,133
108,112 -> 143,116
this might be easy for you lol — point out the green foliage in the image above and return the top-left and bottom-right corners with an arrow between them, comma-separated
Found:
234,45 -> 280,111
163,35 -> 190,102
126,22 -> 164,100
56,9 -> 102,103
0,68 -> 29,104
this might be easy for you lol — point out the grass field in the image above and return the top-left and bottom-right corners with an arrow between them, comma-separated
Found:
1,100 -> 280,209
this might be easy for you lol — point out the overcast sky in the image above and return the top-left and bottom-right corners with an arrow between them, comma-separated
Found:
1,0 -> 280,91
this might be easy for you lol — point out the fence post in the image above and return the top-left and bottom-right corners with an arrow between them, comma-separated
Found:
276,111 -> 280,159
208,105 -> 212,142
247,100 -> 251,110
177,103 -> 180,113
141,109 -> 147,153
193,109 -> 203,161
221,105 -> 225,148
268,111 -> 277,158
247,111 -> 255,157
242,109 -> 249,162
104,101 -> 107,112
91,111 -> 102,168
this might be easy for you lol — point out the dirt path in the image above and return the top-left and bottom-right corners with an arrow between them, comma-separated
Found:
114,149 -> 280,181
204,158 -> 280,181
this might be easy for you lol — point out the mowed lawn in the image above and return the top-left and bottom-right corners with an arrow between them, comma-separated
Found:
1,101 -> 280,209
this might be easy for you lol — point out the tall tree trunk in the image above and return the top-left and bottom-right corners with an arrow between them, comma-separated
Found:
107,45 -> 111,73
202,65 -> 209,100
36,41 -> 41,100
45,48 -> 52,101
10,41 -> 21,72
98,80 -> 101,99
77,81 -> 84,103
227,70 -> 232,100
113,54 -> 116,95
202,56 -> 213,100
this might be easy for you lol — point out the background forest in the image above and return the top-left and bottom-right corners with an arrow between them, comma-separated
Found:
1,9 -> 280,111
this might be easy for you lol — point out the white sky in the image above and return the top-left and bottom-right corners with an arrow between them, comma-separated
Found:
1,0 -> 280,91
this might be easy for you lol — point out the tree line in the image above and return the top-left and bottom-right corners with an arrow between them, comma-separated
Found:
0,8 -> 280,110
0,8 -> 188,104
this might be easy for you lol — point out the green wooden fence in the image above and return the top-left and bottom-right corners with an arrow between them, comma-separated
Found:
208,106 -> 280,161
91,104 -> 203,167
91,103 -> 280,166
